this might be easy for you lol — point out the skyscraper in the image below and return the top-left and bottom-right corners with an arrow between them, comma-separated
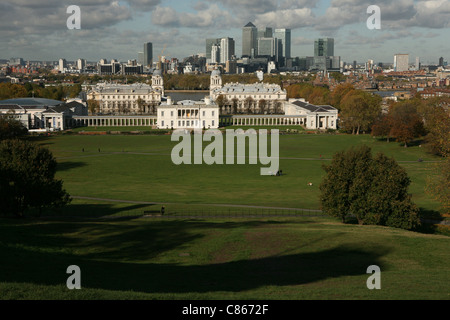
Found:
314,38 -> 334,57
143,42 -> 153,67
206,38 -> 221,60
258,27 -> 273,39
394,54 -> 409,72
242,22 -> 258,58
274,28 -> 291,59
439,57 -> 444,67
220,37 -> 235,64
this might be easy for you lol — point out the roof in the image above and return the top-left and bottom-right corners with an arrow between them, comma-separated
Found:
244,22 -> 256,28
292,100 -> 337,113
212,82 -> 286,94
0,97 -> 63,107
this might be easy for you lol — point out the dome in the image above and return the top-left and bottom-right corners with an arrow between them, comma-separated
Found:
153,69 -> 162,76
211,69 -> 221,77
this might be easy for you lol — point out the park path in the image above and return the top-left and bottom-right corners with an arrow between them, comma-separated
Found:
71,196 -> 448,225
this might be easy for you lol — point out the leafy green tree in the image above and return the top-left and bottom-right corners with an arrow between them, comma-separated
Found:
0,139 -> 71,217
0,117 -> 28,140
320,145 -> 420,229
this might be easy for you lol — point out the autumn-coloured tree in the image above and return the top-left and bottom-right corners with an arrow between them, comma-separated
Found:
388,101 -> 426,147
339,90 -> 381,135
331,83 -> 355,111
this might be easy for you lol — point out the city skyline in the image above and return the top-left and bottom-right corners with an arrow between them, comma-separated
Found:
0,0 -> 449,64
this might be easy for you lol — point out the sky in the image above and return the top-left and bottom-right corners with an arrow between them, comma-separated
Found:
1,0 -> 449,65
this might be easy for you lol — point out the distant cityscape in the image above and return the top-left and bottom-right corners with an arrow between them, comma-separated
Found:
1,22 -> 448,80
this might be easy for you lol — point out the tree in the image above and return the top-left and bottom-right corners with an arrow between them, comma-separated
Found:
0,117 -> 28,141
88,99 -> 100,115
258,99 -> 267,114
0,139 -> 71,217
388,101 -> 426,147
215,94 -> 228,115
371,114 -> 393,142
320,145 -> 420,230
340,90 -> 381,134
136,97 -> 145,114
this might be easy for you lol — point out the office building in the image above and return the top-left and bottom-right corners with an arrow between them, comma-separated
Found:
206,38 -> 221,61
77,59 -> 86,70
274,28 -> 291,59
242,22 -> 258,58
314,38 -> 334,57
211,44 -> 220,64
439,57 -> 444,67
394,54 -> 409,72
220,37 -> 235,64
58,59 -> 67,72
258,27 -> 273,39
143,42 -> 153,67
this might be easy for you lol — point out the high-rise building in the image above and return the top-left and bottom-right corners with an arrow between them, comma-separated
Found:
143,42 -> 153,67
59,58 -> 67,72
220,37 -> 235,64
394,54 -> 409,72
77,59 -> 86,70
206,38 -> 221,60
415,57 -> 420,70
314,38 -> 334,57
258,37 -> 277,58
258,27 -> 273,39
138,52 -> 144,66
274,28 -> 291,59
439,57 -> 444,67
242,22 -> 258,58
211,44 -> 220,64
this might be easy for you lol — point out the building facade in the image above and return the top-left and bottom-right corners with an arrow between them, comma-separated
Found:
242,22 -> 258,58
284,99 -> 338,130
394,54 -> 409,72
86,72 -> 163,115
314,38 -> 334,57
157,96 -> 219,129
209,69 -> 287,114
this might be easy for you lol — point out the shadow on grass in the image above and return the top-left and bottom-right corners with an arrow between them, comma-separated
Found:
0,216 -> 389,295
0,238 -> 388,295
56,161 -> 87,172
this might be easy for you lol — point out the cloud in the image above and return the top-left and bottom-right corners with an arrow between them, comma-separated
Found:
151,4 -> 235,28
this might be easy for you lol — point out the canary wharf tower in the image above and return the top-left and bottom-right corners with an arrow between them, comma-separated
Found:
242,22 -> 257,58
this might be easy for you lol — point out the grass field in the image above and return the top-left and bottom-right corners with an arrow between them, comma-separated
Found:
41,132 -> 444,213
1,130 -> 448,300
1,216 -> 449,300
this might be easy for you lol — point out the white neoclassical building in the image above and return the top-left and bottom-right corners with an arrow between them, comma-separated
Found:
157,96 -> 219,130
284,99 -> 338,130
209,69 -> 287,114
86,70 -> 164,114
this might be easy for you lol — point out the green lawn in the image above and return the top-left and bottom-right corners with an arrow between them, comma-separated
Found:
1,132 -> 447,300
1,216 -> 448,299
38,133 -> 443,213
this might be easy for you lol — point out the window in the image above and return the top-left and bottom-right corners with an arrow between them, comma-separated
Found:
202,120 -> 205,128
161,121 -> 164,127
212,111 -> 215,116
212,120 -> 215,127
171,111 -> 174,117
171,121 -> 174,127
203,111 -> 206,117
161,111 -> 164,117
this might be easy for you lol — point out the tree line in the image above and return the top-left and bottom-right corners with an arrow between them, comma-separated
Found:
0,82 -> 82,101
